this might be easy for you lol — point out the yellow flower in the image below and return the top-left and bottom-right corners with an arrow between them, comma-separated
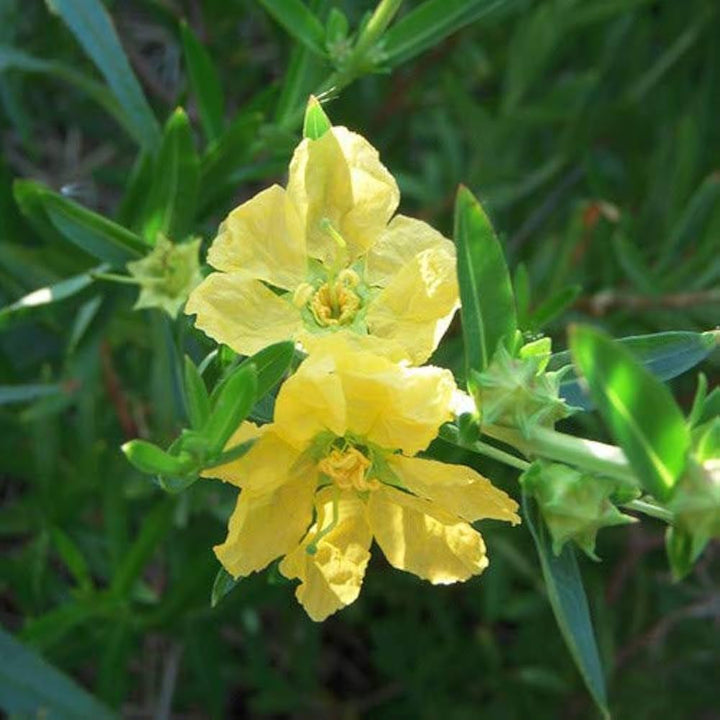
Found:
207,337 -> 520,621
185,126 -> 458,364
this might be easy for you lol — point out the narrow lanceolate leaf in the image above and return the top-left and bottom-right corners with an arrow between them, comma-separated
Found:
554,330 -> 719,410
180,21 -> 225,142
0,383 -> 66,406
384,0 -> 519,66
454,186 -> 517,376
143,108 -> 199,242
0,45 -> 131,136
184,355 -> 211,430
0,627 -> 117,720
48,0 -> 160,150
14,180 -> 146,265
0,265 -> 105,330
523,494 -> 610,720
570,325 -> 691,500
303,95 -> 332,139
258,0 -> 327,57
203,364 -> 258,454
209,341 -> 295,407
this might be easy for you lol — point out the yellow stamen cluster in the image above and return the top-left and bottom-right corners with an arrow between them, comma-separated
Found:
317,447 -> 380,492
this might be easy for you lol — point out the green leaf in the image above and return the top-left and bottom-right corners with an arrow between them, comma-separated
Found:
258,0 -> 327,57
384,0 -> 518,66
554,330 -> 719,410
122,439 -> 195,476
210,341 -> 295,408
184,355 -> 211,430
203,364 -> 258,454
180,20 -> 225,142
199,111 -> 263,212
528,284 -> 581,330
142,108 -> 199,242
454,185 -> 517,376
0,626 -> 117,719
0,383 -> 66,406
522,494 -> 610,719
50,527 -> 92,591
110,499 -> 175,598
211,566 -> 240,607
48,0 -> 161,150
0,265 -> 105,330
0,45 -> 135,139
303,95 -> 332,139
659,172 -> 720,274
570,325 -> 691,500
14,180 -> 146,265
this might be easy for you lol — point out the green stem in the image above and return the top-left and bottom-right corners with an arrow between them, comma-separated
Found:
484,425 -> 636,484
319,0 -> 404,95
351,0 -> 404,64
623,499 -> 674,523
439,425 -> 530,472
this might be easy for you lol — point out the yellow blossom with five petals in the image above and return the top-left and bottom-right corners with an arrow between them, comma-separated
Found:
206,337 -> 520,621
185,126 -> 458,364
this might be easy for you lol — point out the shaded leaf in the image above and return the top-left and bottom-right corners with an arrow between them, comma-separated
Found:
523,494 -> 610,719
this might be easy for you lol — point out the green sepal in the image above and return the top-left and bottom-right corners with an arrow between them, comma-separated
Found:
521,461 -> 636,560
665,525 -> 705,582
211,566 -> 239,608
471,345 -> 574,431
303,95 -> 332,139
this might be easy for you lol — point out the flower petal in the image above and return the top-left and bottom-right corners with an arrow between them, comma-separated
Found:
389,455 -> 521,525
203,426 -> 300,492
273,351 -> 347,451
366,246 -> 459,364
365,215 -> 455,287
287,336 -> 455,455
280,488 -> 372,621
287,127 -> 399,263
186,272 -> 303,356
207,185 -> 307,290
214,472 -> 316,578
368,487 -> 489,584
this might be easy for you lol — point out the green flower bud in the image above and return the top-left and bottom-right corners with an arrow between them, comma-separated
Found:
521,461 -> 636,560
470,345 -> 575,431
127,236 -> 203,318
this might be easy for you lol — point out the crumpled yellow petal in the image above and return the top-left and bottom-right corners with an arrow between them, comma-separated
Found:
185,272 -> 303,356
203,426 -> 300,492
364,215 -> 455,287
389,455 -> 521,525
215,473 -> 316,578
280,488 -> 372,621
273,351 -> 347,450
366,246 -> 459,364
207,185 -> 307,290
298,329 -> 411,364
368,486 -> 489,584
280,336 -> 455,455
287,127 -> 399,263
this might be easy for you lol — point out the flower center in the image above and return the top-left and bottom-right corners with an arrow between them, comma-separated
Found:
317,446 -> 379,492
310,278 -> 360,326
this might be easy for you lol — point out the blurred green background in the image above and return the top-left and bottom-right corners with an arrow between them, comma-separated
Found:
1,0 -> 719,718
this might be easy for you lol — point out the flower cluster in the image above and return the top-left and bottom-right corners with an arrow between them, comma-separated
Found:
188,106 -> 519,620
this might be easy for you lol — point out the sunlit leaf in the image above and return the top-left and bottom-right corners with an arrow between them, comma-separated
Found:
570,324 -> 690,500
